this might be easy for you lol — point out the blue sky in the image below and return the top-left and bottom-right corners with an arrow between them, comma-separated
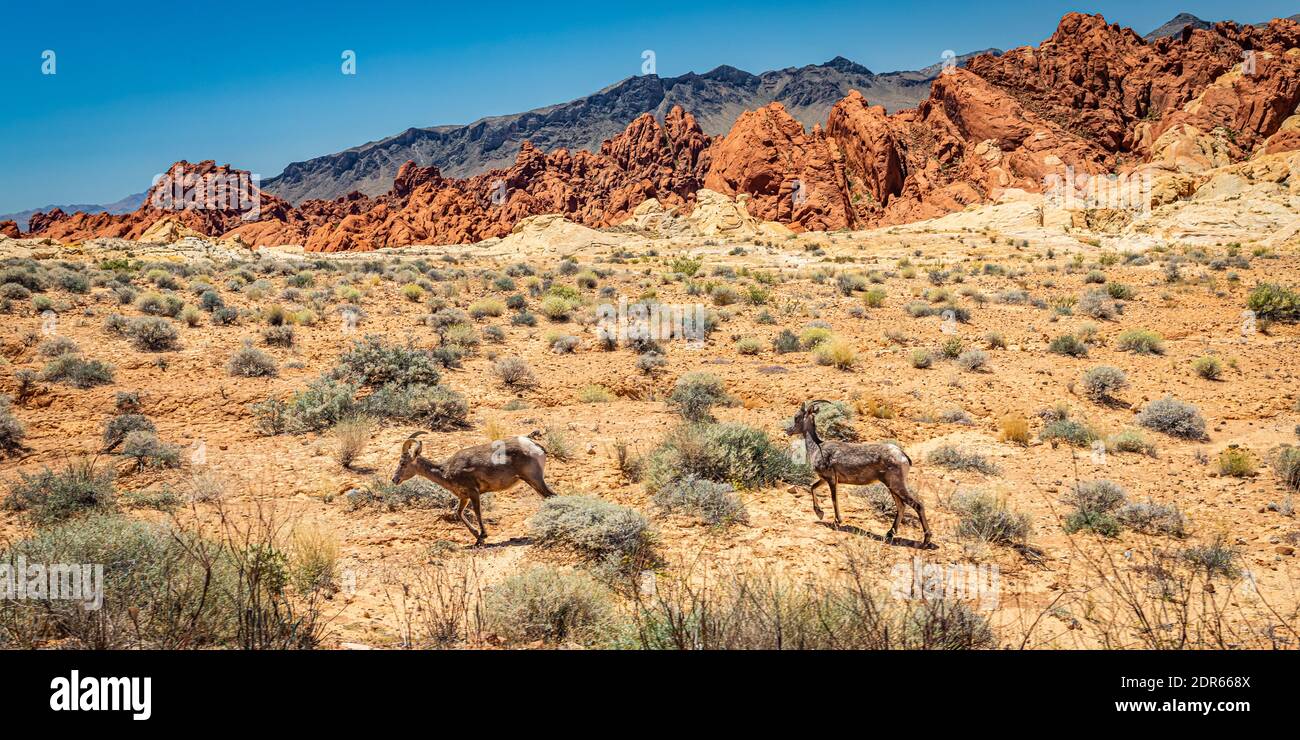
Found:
1,0 -> 1295,213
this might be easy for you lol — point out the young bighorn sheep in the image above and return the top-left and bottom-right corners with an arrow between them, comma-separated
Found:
391,431 -> 557,545
787,400 -> 932,546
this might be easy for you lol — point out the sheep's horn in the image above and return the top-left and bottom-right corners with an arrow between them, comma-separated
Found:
807,399 -> 833,412
402,431 -> 426,457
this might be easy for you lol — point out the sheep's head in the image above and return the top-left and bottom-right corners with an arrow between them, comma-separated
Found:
786,400 -> 831,436
391,432 -> 426,485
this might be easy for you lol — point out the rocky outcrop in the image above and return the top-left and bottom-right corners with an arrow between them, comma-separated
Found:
0,221 -> 20,238
23,13 -> 1300,249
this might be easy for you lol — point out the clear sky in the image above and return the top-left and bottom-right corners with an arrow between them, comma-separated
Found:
1,0 -> 1295,213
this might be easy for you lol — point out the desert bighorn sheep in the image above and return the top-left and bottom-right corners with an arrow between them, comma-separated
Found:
787,400 -> 932,546
391,431 -> 557,545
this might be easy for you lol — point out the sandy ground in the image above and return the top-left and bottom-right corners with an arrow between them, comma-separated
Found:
1,207 -> 1298,649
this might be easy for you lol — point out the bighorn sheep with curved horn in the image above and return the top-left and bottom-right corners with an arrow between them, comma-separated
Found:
391,431 -> 557,545
787,400 -> 932,546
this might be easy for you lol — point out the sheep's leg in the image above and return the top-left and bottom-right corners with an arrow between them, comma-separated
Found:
809,478 -> 825,520
455,496 -> 480,543
828,477 -> 843,527
521,463 -> 558,498
886,473 -> 930,546
885,491 -> 904,542
471,496 -> 488,544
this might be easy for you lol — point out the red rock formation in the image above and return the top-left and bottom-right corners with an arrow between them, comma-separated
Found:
0,221 -> 20,238
24,14 -> 1300,249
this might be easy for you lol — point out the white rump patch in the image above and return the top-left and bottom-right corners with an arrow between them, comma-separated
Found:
886,444 -> 910,468
517,435 -> 546,458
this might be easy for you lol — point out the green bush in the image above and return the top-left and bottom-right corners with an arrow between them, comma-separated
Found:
529,495 -> 655,564
644,423 -> 809,492
652,475 -> 748,525
0,398 -> 26,455
951,490 -> 1030,546
1137,396 -> 1206,439
127,316 -> 180,351
1271,446 -> 1300,491
333,335 -> 441,389
228,343 -> 278,377
360,383 -> 468,430
41,354 -> 114,388
666,372 -> 735,423
1116,499 -> 1187,537
1116,329 -> 1164,355
927,445 -> 999,475
1246,283 -> 1300,321
1048,334 -> 1088,357
1080,366 -> 1128,402
120,431 -> 181,471
3,459 -> 116,525
483,565 -> 613,646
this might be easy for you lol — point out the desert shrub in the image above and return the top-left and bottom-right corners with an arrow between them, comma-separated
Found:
228,342 -> 278,378
863,287 -> 886,307
212,306 -> 239,325
530,495 -> 654,564
349,476 -> 461,511
814,338 -> 858,370
333,335 -> 440,389
179,306 -> 202,327
1116,329 -> 1164,355
1040,417 -> 1098,447
799,326 -> 833,349
331,416 -> 375,468
710,284 -> 738,306
1064,509 -> 1121,537
262,325 -> 295,348
1048,334 -> 1088,357
735,337 -> 762,355
120,431 -> 181,471
621,556 -> 996,650
1217,446 -> 1255,477
939,337 -> 963,360
127,316 -> 180,351
102,412 -> 155,451
1246,283 -> 1300,321
1107,428 -> 1157,456
494,357 -> 536,388
636,352 -> 666,374
667,372 -> 735,422
645,423 -> 808,495
288,523 -> 339,594
3,459 -> 115,525
401,283 -> 425,302
1116,499 -> 1188,537
483,565 -> 613,646
14,369 -> 39,403
951,490 -> 1030,547
1180,536 -> 1240,577
468,298 -> 505,318
1077,289 -> 1117,319
577,385 -> 614,403
538,295 -> 575,321
956,349 -> 988,372
286,376 -> 359,432
1062,479 -> 1126,535
998,414 -> 1030,445
37,335 -> 79,357
1191,355 -> 1222,380
360,383 -> 468,430
1137,396 -> 1206,439
773,329 -> 800,353
548,333 -> 580,353
909,349 -> 933,368
41,354 -> 114,388
1106,282 -> 1135,300
652,475 -> 748,525
1272,446 -> 1300,491
1080,365 -> 1128,403
0,398 -> 26,455
927,445 -> 999,475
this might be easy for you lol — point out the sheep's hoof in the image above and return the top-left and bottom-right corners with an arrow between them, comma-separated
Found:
884,530 -> 896,543
813,508 -> 824,521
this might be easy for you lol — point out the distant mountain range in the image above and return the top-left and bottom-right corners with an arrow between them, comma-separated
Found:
261,51 -> 998,204
7,12 -> 1299,227
0,191 -> 145,232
